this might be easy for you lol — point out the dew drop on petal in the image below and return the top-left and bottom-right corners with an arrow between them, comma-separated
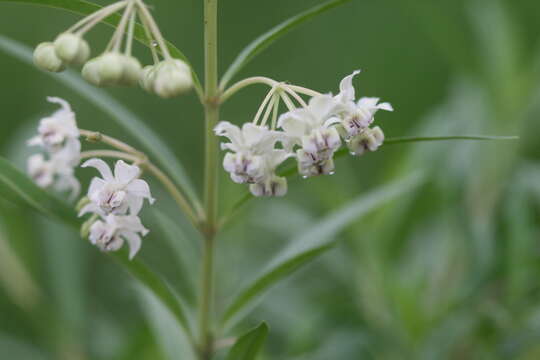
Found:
329,171 -> 335,175
151,40 -> 158,47
349,152 -> 356,156
302,175 -> 308,179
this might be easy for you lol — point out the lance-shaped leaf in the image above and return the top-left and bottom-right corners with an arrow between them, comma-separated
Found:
225,322 -> 269,360
221,172 -> 424,329
0,0 -> 203,93
220,0 -> 352,89
0,156 -> 192,335
0,35 -> 201,213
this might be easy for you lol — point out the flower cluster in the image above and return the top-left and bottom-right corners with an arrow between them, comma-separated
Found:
27,97 -> 154,259
27,97 -> 81,199
79,159 -> 154,259
33,0 -> 193,98
216,71 -> 393,197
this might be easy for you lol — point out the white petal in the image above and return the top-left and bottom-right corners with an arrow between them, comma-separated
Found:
308,94 -> 340,121
337,70 -> 360,103
278,112 -> 308,138
47,96 -> 73,112
82,158 -> 113,181
377,102 -> 393,112
126,179 -> 154,201
114,160 -> 140,184
120,231 -> 142,260
241,123 -> 267,147
127,196 -> 144,215
78,202 -> 100,217
88,177 -> 106,197
214,121 -> 243,148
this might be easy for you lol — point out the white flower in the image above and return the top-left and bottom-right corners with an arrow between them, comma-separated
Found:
88,214 -> 148,259
215,122 -> 283,183
80,159 -> 154,216
28,97 -> 80,151
278,94 -> 342,177
335,70 -> 393,139
27,140 -> 81,199
347,126 -> 385,156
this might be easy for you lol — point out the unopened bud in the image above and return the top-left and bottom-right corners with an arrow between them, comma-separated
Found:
54,33 -> 90,65
119,56 -> 142,86
151,59 -> 193,98
140,65 -> 156,92
33,42 -> 66,72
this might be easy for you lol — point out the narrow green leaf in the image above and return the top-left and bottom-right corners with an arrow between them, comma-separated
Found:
138,286 -> 197,360
221,172 -> 424,328
220,0 -> 352,88
0,155 -> 192,335
384,135 -> 519,144
0,0 -> 203,93
225,322 -> 269,360
0,35 -> 201,211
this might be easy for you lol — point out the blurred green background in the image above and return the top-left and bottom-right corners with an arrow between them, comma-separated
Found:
1,0 -> 540,359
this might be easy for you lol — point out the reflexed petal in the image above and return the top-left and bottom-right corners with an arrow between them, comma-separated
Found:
82,158 -> 114,181
214,121 -> 243,148
308,94 -> 340,121
241,123 -> 268,147
126,179 -> 154,202
120,231 -> 142,260
78,202 -> 101,217
127,196 -> 144,216
336,70 -> 360,103
88,177 -> 106,197
278,112 -> 308,138
114,160 -> 140,184
47,96 -> 73,112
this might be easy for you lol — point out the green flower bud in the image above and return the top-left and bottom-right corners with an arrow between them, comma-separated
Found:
54,33 -> 90,65
98,53 -> 124,85
152,59 -> 193,98
119,56 -> 142,87
140,65 -> 157,92
33,42 -> 66,72
81,57 -> 101,85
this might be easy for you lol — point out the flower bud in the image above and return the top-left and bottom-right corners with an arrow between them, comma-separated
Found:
347,126 -> 384,156
140,65 -> 156,92
98,53 -> 124,85
33,42 -> 66,72
250,176 -> 287,197
54,33 -> 90,65
152,59 -> 193,98
119,56 -> 142,87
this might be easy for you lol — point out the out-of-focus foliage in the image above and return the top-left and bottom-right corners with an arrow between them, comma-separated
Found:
1,0 -> 540,359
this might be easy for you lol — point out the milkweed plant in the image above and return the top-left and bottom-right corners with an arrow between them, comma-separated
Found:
1,0 -> 517,358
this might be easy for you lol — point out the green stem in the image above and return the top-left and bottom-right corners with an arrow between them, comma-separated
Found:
199,0 -> 219,359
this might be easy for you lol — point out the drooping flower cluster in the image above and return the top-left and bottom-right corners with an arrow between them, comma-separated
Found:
27,97 -> 81,199
216,71 -> 393,197
79,159 -> 154,259
33,0 -> 193,98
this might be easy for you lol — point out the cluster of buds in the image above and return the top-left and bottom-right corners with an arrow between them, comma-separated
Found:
27,97 -> 81,199
33,0 -> 193,98
79,158 -> 154,259
216,71 -> 393,197
27,98 -> 154,259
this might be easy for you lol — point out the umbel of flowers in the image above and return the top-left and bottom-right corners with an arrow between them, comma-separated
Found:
215,71 -> 393,197
33,0 -> 193,98
27,98 -> 154,259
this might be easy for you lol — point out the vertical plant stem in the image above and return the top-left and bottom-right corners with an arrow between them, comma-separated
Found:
199,0 -> 219,359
